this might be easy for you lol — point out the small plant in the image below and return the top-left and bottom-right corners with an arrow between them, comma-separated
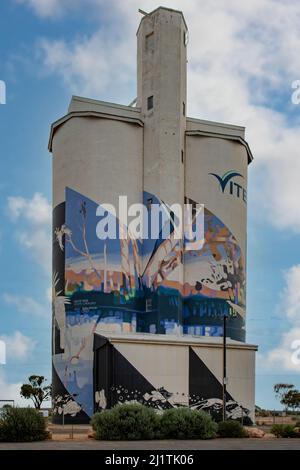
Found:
270,424 -> 298,438
0,407 -> 49,442
160,407 -> 217,440
91,403 -> 160,440
217,420 -> 248,438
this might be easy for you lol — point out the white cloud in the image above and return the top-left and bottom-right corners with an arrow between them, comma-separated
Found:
18,228 -> 51,274
46,286 -> 52,302
260,328 -> 300,373
282,264 -> 300,321
38,30 -> 135,99
15,0 -> 121,19
0,331 -> 36,361
15,0 -> 67,18
0,372 -> 30,406
7,193 -> 51,273
259,265 -> 300,373
31,0 -> 300,233
3,293 -> 49,317
8,193 -> 51,226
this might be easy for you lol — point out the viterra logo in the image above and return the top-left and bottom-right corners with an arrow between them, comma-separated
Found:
209,170 -> 247,203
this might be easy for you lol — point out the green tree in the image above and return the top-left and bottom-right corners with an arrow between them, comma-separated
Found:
274,383 -> 294,412
282,389 -> 300,414
20,375 -> 51,409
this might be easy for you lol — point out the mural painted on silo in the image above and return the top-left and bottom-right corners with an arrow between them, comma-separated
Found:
62,187 -> 183,336
52,187 -> 245,421
52,187 -> 183,421
183,197 -> 246,341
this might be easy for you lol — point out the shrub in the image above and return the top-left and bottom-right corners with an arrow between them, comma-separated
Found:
91,404 -> 160,440
218,420 -> 248,438
208,410 -> 253,427
0,407 -> 49,442
160,407 -> 217,440
209,409 -> 223,423
270,424 -> 298,438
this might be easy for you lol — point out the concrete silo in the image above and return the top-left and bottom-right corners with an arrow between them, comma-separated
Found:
49,7 -> 256,424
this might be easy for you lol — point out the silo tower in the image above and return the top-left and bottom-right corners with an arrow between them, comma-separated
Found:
49,7 -> 256,424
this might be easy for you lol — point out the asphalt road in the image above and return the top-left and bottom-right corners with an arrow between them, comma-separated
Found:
0,438 -> 299,450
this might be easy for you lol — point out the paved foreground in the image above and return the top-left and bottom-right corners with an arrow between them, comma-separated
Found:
0,438 -> 299,450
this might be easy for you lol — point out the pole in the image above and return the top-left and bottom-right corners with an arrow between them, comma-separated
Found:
104,242 -> 107,293
222,313 -> 227,421
70,423 -> 74,440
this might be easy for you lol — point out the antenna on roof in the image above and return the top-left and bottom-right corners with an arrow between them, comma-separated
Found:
138,9 -> 148,16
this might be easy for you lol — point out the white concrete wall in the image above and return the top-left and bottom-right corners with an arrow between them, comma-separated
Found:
111,337 -> 256,419
185,135 -> 248,257
186,117 -> 245,138
137,8 -> 187,207
192,345 -> 256,420
52,116 -> 143,210
114,341 -> 189,405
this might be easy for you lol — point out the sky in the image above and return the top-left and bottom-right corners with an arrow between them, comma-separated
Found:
0,0 -> 300,410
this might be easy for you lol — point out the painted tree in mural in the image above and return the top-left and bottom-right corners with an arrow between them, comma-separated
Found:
55,202 -> 102,280
20,375 -> 51,409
